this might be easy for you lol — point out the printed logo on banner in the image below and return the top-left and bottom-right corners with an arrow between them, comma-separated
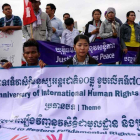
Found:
47,134 -> 63,140
10,134 -> 124,140
10,134 -> 63,140
11,135 -> 28,140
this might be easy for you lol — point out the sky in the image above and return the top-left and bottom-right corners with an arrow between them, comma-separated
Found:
0,0 -> 140,31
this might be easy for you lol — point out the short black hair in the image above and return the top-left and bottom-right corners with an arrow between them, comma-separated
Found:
127,11 -> 135,18
74,35 -> 89,45
23,39 -> 39,53
65,18 -> 74,26
2,3 -> 11,10
47,3 -> 56,12
92,9 -> 102,17
63,13 -> 70,17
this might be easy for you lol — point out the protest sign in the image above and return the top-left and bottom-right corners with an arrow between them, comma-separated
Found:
122,51 -> 137,64
0,31 -> 22,66
0,66 -> 140,140
38,38 -> 121,65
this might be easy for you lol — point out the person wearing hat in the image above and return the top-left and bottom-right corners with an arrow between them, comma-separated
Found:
22,0 -> 52,41
99,7 -> 120,39
104,11 -> 123,26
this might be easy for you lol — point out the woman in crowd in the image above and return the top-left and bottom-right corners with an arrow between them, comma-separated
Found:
84,9 -> 102,42
120,11 -> 140,54
64,35 -> 102,65
99,7 -> 120,39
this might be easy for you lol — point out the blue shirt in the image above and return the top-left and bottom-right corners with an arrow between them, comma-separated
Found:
50,16 -> 63,43
0,16 -> 22,27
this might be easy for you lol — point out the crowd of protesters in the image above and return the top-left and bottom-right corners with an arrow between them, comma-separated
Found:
0,0 -> 140,68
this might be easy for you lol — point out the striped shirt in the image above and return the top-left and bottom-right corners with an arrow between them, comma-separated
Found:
0,16 -> 22,27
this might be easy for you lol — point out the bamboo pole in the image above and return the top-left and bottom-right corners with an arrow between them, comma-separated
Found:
30,24 -> 33,39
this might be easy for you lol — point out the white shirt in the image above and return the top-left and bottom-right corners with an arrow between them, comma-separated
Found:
61,28 -> 79,47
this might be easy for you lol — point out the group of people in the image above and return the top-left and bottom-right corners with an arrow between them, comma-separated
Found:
0,0 -> 140,68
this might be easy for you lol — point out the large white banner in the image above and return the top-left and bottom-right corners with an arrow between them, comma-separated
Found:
0,31 -> 22,66
0,66 -> 140,140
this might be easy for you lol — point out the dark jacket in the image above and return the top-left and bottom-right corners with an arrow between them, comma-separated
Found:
84,20 -> 102,37
120,22 -> 140,49
115,17 -> 123,26
63,56 -> 98,65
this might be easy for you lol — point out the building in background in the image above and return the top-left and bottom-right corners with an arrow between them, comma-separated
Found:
74,21 -> 78,29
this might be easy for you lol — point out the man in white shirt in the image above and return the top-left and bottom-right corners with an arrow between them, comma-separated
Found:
61,18 -> 79,47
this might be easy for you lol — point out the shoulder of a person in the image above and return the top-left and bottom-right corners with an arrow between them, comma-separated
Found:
115,17 -> 121,21
41,12 -> 49,17
54,17 -> 61,21
120,22 -> 127,28
103,19 -> 108,23
115,21 -> 120,26
89,56 -> 98,64
63,58 -> 73,65
63,29 -> 68,33
100,20 -> 106,26
0,17 -> 4,22
74,28 -> 79,32
87,20 -> 93,25
13,16 -> 21,19
134,23 -> 140,27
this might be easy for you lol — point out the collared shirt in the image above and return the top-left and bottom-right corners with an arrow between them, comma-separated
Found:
0,15 -> 22,27
61,28 -> 79,47
50,16 -> 63,43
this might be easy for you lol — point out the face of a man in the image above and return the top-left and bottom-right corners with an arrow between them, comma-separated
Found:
46,6 -> 53,16
31,1 -> 40,11
63,14 -> 70,21
23,46 -> 40,66
3,6 -> 12,17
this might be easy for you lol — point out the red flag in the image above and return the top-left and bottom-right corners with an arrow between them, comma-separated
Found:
23,0 -> 37,26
